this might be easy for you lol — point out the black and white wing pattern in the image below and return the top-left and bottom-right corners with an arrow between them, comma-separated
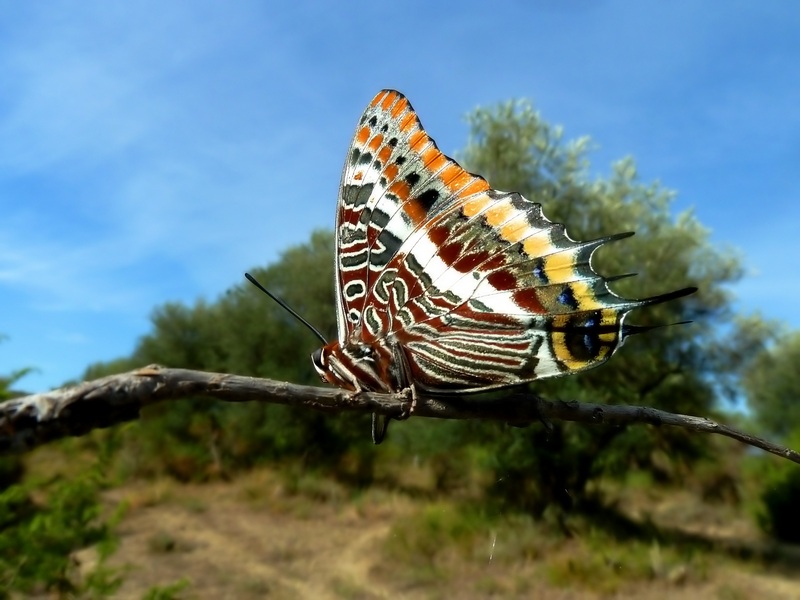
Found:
312,90 -> 695,431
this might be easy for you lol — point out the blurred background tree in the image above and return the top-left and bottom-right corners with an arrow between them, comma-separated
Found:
738,326 -> 800,542
742,329 -> 800,439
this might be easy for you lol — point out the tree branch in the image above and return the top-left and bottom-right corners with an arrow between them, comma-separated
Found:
1,364 -> 797,465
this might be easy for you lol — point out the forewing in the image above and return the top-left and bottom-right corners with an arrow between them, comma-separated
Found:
335,90 -> 490,344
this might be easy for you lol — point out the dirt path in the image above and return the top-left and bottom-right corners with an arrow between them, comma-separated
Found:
73,477 -> 800,600
77,479 -> 400,599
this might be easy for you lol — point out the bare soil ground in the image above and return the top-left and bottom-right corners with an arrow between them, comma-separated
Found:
75,470 -> 800,600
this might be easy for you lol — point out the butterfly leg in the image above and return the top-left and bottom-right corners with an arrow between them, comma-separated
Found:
397,384 -> 417,420
371,413 -> 390,445
371,386 -> 416,444
392,343 -> 418,421
371,343 -> 417,444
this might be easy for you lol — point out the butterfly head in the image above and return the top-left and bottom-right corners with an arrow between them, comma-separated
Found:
312,343 -> 352,390
312,341 -> 395,393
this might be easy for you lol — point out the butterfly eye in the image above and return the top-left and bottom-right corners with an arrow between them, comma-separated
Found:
311,347 -> 327,371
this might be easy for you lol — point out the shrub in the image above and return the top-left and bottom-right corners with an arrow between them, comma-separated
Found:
0,468 -> 124,597
758,462 -> 800,542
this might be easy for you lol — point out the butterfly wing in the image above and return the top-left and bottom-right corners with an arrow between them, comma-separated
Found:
386,190 -> 692,392
335,90 -> 694,393
335,90 -> 489,343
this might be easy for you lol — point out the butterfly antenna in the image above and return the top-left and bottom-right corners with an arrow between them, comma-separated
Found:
245,272 -> 328,345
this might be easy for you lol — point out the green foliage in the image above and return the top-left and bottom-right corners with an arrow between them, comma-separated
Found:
542,536 -> 702,594
756,429 -> 800,542
384,418 -> 489,494
742,327 -> 800,438
458,99 -> 745,512
741,324 -> 800,541
382,501 -> 704,594
141,578 -> 191,600
0,360 -> 34,487
0,341 -> 125,597
383,501 -> 489,584
0,469 -> 124,598
758,465 -> 800,542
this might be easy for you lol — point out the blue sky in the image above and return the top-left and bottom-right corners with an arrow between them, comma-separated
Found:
0,1 -> 797,392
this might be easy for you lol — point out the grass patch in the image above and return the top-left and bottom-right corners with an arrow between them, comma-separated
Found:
381,501 -> 506,587
331,575 -> 375,599
110,478 -> 181,515
381,499 -> 718,596
181,496 -> 208,513
147,530 -> 179,554
384,502 -> 486,565
236,465 -> 351,517
542,533 -> 706,594
238,576 -> 273,595
487,514 -> 558,562
141,577 -> 191,600
473,574 -> 511,595
281,467 -> 349,504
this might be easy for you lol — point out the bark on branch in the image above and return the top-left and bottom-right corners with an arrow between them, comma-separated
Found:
1,364 -> 797,465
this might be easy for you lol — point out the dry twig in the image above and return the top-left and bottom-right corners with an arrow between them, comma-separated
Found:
1,364 -> 797,464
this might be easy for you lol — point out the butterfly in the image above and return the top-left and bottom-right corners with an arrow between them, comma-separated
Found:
311,90 -> 696,443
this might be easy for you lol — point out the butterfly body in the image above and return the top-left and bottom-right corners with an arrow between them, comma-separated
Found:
311,90 -> 695,434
